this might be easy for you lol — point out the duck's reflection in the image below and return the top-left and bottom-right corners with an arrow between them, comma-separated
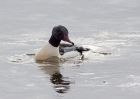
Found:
37,57 -> 71,94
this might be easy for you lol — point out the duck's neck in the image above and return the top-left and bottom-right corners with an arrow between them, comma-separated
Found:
49,35 -> 61,47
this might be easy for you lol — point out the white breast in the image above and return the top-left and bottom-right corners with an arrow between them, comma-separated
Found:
35,42 -> 59,61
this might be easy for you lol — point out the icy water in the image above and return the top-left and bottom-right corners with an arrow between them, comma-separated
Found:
0,0 -> 140,99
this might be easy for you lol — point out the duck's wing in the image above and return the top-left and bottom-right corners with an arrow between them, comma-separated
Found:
59,44 -> 90,55
59,46 -> 76,55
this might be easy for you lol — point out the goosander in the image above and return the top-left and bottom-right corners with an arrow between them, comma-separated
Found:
35,25 -> 89,61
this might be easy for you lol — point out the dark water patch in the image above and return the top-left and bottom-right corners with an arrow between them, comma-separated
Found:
37,57 -> 73,94
91,51 -> 112,55
26,53 -> 35,56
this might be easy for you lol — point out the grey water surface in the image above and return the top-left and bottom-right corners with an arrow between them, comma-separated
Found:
0,0 -> 140,99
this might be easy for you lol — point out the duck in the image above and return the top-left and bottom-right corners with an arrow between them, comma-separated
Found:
35,25 -> 90,62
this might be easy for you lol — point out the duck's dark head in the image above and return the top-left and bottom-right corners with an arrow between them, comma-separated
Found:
49,25 -> 73,47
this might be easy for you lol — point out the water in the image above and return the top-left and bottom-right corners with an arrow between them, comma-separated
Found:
0,0 -> 140,99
